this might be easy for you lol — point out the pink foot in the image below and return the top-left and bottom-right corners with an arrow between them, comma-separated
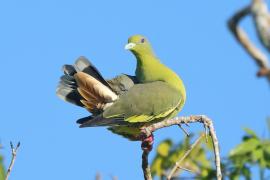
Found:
141,134 -> 154,152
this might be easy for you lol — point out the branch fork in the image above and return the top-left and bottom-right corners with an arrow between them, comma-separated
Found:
228,5 -> 270,83
5,142 -> 20,180
140,115 -> 222,180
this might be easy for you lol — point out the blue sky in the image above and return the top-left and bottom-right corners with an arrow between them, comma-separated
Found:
0,0 -> 269,179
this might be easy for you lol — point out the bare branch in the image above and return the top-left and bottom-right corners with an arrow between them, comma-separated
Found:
228,5 -> 270,83
5,142 -> 20,180
141,115 -> 222,180
174,166 -> 194,173
167,134 -> 204,179
142,150 -> 152,180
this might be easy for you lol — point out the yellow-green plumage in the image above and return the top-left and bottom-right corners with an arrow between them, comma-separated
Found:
57,35 -> 186,141
103,81 -> 182,122
104,35 -> 186,140
128,35 -> 186,98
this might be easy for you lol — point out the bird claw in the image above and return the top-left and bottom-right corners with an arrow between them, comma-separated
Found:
141,134 -> 154,152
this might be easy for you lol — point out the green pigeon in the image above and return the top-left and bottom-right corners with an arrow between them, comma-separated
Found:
56,35 -> 186,144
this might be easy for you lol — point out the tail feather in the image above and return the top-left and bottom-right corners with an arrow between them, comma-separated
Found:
62,65 -> 76,76
56,87 -> 84,107
77,87 -> 99,102
59,75 -> 76,88
77,115 -> 127,127
60,75 -> 76,84
74,72 -> 118,113
76,115 -> 94,124
57,56 -> 113,109
74,56 -> 112,88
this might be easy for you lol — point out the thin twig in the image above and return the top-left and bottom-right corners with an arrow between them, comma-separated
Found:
178,124 -> 190,137
5,142 -> 20,180
204,124 -> 209,143
142,150 -> 152,180
95,172 -> 102,180
175,166 -> 194,173
141,115 -> 222,180
167,134 -> 204,180
228,5 -> 270,83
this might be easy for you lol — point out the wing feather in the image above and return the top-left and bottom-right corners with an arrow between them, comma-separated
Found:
103,81 -> 182,123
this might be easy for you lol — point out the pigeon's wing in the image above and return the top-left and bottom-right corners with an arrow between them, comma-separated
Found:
107,74 -> 138,95
79,81 -> 183,127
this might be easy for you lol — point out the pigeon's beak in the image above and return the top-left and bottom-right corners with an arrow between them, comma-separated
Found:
125,43 -> 136,50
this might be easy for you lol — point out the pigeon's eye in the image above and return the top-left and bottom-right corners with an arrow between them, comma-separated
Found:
141,38 -> 145,43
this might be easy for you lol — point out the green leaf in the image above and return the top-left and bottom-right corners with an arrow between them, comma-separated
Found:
253,147 -> 263,160
243,128 -> 258,139
204,135 -> 214,151
263,142 -> 270,168
192,148 -> 211,168
242,166 -> 251,180
0,154 -> 5,180
157,139 -> 172,157
151,157 -> 164,177
253,148 -> 266,167
264,142 -> 270,154
229,138 -> 260,157
151,133 -> 217,179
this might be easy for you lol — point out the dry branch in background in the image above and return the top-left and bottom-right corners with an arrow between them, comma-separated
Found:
140,115 -> 222,180
228,5 -> 270,83
95,172 -> 118,180
95,172 -> 102,180
167,134 -> 204,179
5,142 -> 20,180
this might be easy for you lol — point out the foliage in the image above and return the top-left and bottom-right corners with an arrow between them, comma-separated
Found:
151,133 -> 215,179
227,128 -> 270,180
152,127 -> 270,180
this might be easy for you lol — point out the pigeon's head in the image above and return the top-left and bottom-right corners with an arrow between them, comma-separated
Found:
125,35 -> 154,56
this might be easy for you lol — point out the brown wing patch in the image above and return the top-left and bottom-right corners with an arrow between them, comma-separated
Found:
74,72 -> 118,113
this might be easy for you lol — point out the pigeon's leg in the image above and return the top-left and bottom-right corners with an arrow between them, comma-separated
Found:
140,133 -> 153,180
141,134 -> 154,152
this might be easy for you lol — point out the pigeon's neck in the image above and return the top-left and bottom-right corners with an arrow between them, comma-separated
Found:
135,52 -> 158,79
135,53 -> 160,81
135,53 -> 158,64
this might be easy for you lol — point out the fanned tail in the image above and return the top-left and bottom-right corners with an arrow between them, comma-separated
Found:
56,56 -> 113,109
57,56 -> 140,128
